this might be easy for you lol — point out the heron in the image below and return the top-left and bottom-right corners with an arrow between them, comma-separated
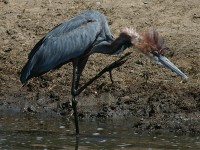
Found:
20,10 -> 188,135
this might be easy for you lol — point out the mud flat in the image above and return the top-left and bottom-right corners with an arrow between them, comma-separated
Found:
0,0 -> 200,134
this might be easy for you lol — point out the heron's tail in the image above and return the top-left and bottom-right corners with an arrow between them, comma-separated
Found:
20,60 -> 32,84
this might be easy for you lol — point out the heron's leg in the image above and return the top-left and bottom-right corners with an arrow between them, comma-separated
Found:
76,52 -> 132,95
109,70 -> 114,84
71,60 -> 80,135
71,58 -> 89,135
71,54 -> 130,134
72,96 -> 79,135
75,135 -> 79,150
71,88 -> 80,136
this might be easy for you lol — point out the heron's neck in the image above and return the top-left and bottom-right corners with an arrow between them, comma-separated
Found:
99,35 -> 130,55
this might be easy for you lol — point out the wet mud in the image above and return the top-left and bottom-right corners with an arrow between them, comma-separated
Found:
0,0 -> 200,134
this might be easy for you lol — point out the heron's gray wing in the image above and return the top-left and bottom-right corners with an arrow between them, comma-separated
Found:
20,19 -> 101,83
28,13 -> 98,59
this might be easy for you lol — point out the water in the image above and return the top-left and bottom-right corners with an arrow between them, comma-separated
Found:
0,112 -> 200,150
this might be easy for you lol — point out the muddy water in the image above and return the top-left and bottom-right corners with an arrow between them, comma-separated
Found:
0,111 -> 200,150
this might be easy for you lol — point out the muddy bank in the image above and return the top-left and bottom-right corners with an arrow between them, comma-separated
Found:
0,0 -> 200,134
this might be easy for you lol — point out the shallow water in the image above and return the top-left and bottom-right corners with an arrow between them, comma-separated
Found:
0,111 -> 200,150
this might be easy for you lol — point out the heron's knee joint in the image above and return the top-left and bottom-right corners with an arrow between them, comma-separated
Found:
71,89 -> 79,97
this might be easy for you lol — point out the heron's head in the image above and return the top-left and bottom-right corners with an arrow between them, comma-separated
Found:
121,28 -> 188,80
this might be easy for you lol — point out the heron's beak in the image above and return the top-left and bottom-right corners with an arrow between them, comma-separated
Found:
151,53 -> 188,80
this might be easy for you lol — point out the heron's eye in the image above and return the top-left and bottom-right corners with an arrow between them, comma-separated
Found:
151,51 -> 159,56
